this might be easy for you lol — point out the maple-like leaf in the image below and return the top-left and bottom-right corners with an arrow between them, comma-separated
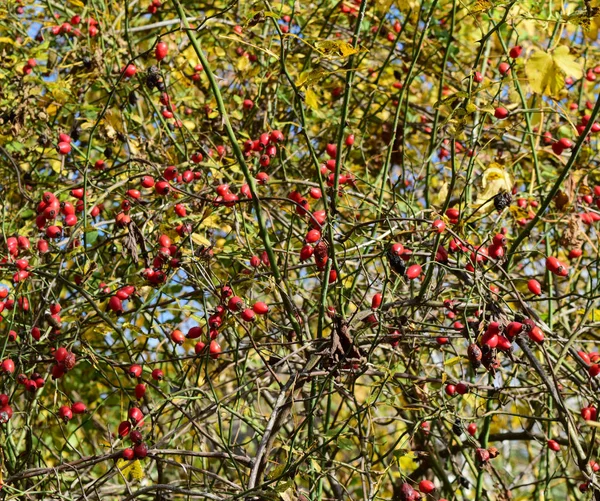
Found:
526,46 -> 583,96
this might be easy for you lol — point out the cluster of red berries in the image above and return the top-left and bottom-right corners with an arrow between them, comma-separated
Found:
339,0 -> 361,16
242,129 -> 284,168
0,285 -> 30,322
50,346 -> 77,380
178,286 -> 270,360
113,366 -> 164,459
279,15 -> 293,34
49,15 -> 99,38
147,0 -> 162,15
395,480 -> 438,500
317,142 -> 357,188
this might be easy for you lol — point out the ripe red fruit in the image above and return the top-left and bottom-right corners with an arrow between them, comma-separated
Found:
59,405 -> 73,422
467,423 -> 477,436
17,235 -> 30,249
130,430 -> 143,444
122,448 -> 135,460
300,245 -> 314,261
270,130 -> 284,143
174,203 -> 186,217
481,330 -> 498,348
305,229 -> 321,243
243,99 -> 254,110
371,293 -> 382,309
256,172 -> 269,185
123,64 -> 136,78
445,384 -> 456,396
546,256 -> 567,276
151,368 -> 164,381
253,302 -> 269,315
309,188 -> 322,199
547,439 -> 560,452
582,406 -> 598,421
446,207 -> 460,220
406,264 -> 422,280
551,141 -> 564,155
128,364 -> 142,378
135,383 -> 146,400
227,296 -> 244,312
431,219 -> 445,233
494,106 -> 508,119
497,335 -> 512,351
558,137 -> 573,149
241,308 -> 255,322
209,340 -> 222,359
498,61 -> 511,75
71,402 -> 87,414
509,46 -> 522,58
171,329 -> 185,345
133,443 -> 148,458
37,239 -> 49,253
474,71 -> 483,83
118,420 -> 132,437
1,359 -> 15,374
108,295 -> 123,314
455,382 -> 468,395
528,326 -> 544,343
328,269 -> 338,283
57,141 -> 71,155
419,480 -> 435,494
128,407 -> 143,424
492,233 -> 506,246
578,351 -> 592,364
141,176 -> 155,188
527,279 -> 542,295
46,225 -> 63,239
155,181 -> 170,195
345,134 -> 355,146
155,41 -> 168,61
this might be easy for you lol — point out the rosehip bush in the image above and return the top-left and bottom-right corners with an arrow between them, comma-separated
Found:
1,0 -> 600,499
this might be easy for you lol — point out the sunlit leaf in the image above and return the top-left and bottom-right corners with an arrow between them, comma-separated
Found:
526,46 -> 583,96
304,88 -> 320,110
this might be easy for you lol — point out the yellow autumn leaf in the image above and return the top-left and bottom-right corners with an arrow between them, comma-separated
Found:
586,13 -> 600,39
191,233 -> 211,247
50,160 -> 62,174
0,37 -> 15,45
198,217 -> 219,230
182,120 -> 196,131
398,451 -> 418,471
444,356 -> 466,367
296,69 -> 327,89
431,180 -> 449,208
315,40 -> 364,59
117,459 -> 144,480
236,56 -> 251,72
129,139 -> 140,156
304,88 -> 320,110
471,0 -> 492,14
472,163 -> 513,209
526,46 -> 583,97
